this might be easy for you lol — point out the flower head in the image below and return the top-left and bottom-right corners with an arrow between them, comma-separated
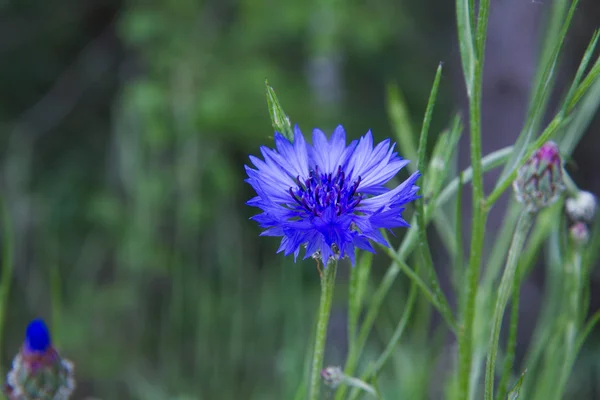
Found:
513,141 -> 565,212
246,125 -> 420,264
4,319 -> 75,400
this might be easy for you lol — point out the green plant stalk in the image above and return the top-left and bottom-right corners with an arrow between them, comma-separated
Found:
496,279 -> 521,400
556,246 -> 583,397
0,197 -> 14,378
484,211 -> 534,400
335,147 -> 511,400
457,0 -> 490,395
309,259 -> 338,400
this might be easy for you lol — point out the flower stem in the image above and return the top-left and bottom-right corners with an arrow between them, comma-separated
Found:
309,259 -> 338,400
556,242 -> 583,396
457,0 -> 490,396
484,210 -> 534,400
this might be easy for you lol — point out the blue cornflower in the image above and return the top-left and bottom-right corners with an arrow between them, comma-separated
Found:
24,319 -> 51,353
246,125 -> 420,265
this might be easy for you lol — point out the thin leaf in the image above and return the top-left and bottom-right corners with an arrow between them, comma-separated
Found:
507,370 -> 526,400
496,0 -> 580,188
562,30 -> 600,113
265,80 -> 293,141
387,84 -> 418,166
456,0 -> 476,95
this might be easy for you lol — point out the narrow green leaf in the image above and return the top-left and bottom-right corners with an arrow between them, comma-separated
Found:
414,63 -> 456,332
560,69 -> 600,155
456,0 -> 476,95
484,211 -> 534,400
424,115 -> 462,198
496,0 -> 580,188
417,63 -> 443,174
562,30 -> 600,113
507,370 -> 526,400
566,61 -> 600,113
265,80 -> 294,141
386,83 -> 418,166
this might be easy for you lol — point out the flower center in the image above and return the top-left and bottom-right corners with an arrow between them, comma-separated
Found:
289,165 -> 362,217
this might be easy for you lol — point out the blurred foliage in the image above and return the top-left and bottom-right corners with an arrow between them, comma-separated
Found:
0,0 -> 455,398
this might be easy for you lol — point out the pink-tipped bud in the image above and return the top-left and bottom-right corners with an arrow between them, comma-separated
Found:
513,141 -> 565,212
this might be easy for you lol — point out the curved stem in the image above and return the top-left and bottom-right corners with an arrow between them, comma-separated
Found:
484,211 -> 534,400
309,259 -> 338,400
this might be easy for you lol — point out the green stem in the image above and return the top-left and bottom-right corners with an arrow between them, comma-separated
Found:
496,279 -> 521,400
309,259 -> 338,400
458,0 -> 490,396
556,245 -> 583,397
484,210 -> 534,400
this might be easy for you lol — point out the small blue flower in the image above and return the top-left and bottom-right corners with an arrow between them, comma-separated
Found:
24,319 -> 51,353
246,125 -> 420,265
4,319 -> 76,399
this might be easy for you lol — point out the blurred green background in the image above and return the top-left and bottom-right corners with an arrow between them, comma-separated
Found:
0,0 -> 599,399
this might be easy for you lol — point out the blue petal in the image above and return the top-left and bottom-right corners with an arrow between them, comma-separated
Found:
25,319 -> 51,352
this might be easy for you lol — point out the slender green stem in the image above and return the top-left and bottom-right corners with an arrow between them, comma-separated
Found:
484,211 -> 534,400
309,259 -> 338,400
496,279 -> 521,400
0,197 -> 14,378
457,0 -> 490,395
556,245 -> 583,397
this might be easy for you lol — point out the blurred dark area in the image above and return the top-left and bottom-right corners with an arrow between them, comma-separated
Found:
0,0 -> 598,398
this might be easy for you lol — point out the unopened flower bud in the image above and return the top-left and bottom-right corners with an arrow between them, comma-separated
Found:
570,222 -> 589,247
566,190 -> 596,223
321,366 -> 344,388
513,141 -> 565,212
4,319 -> 75,400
